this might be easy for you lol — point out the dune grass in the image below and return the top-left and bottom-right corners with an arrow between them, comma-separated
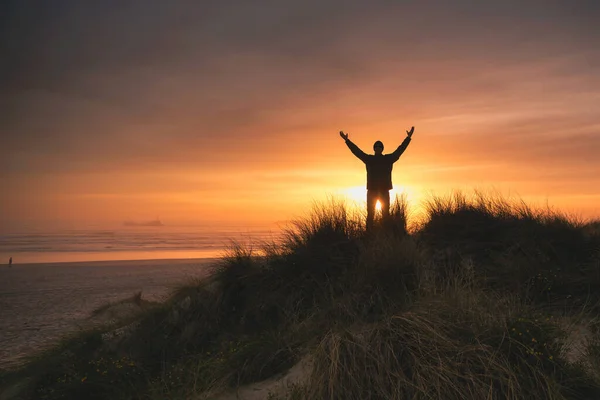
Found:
2,191 -> 600,400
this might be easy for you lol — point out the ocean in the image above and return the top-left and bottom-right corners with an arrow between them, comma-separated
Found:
0,226 -> 283,265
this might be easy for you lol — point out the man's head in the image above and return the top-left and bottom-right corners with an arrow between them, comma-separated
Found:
373,141 -> 384,155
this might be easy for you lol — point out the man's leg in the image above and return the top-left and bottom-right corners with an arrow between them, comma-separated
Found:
366,190 -> 377,230
381,190 -> 391,221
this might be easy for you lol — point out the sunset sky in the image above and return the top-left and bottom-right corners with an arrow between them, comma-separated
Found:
2,0 -> 599,231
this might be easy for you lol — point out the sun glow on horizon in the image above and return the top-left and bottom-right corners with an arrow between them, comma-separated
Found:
339,185 -> 420,205
335,185 -> 427,222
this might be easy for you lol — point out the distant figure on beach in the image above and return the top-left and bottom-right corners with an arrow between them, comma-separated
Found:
340,126 -> 414,230
8,257 -> 12,267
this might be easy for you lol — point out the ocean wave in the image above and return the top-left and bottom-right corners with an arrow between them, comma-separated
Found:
1,229 -> 281,257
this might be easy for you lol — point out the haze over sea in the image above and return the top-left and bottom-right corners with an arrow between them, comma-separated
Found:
0,225 -> 281,264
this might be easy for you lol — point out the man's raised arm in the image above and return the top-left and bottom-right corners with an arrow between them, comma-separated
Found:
340,130 -> 368,163
389,126 -> 414,162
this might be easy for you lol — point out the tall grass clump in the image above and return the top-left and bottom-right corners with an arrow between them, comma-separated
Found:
419,190 -> 600,307
283,197 -> 364,249
382,193 -> 411,236
306,285 -> 600,400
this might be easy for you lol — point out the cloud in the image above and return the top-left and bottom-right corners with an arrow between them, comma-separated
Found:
1,0 -> 599,225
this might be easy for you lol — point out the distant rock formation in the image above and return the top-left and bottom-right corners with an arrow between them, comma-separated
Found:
123,219 -> 164,227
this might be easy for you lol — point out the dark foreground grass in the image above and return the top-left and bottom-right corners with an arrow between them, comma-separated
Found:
419,191 -> 600,308
2,192 -> 600,400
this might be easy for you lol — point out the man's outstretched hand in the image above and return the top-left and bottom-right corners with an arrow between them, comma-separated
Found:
339,131 -> 349,140
406,126 -> 415,138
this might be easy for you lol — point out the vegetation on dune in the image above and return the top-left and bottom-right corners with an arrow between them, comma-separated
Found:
2,191 -> 600,400
419,191 -> 600,308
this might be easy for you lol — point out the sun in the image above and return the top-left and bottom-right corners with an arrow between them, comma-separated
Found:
340,185 -> 418,205
338,184 -> 425,219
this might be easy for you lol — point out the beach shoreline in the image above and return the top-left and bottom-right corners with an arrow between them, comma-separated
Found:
0,250 -> 227,265
0,257 -> 217,370
4,256 -> 221,268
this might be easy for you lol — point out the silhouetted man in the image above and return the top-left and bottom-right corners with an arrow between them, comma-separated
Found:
340,127 -> 414,230
8,257 -> 12,267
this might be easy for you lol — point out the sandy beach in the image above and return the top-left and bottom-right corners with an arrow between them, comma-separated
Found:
0,258 -> 217,370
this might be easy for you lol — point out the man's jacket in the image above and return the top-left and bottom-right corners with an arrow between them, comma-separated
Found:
345,137 -> 411,191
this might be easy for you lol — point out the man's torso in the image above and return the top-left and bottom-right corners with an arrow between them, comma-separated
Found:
365,155 -> 394,191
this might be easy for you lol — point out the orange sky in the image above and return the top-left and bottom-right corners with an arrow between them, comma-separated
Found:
1,1 -> 599,231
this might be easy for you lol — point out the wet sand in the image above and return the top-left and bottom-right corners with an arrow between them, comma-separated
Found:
0,258 -> 217,370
